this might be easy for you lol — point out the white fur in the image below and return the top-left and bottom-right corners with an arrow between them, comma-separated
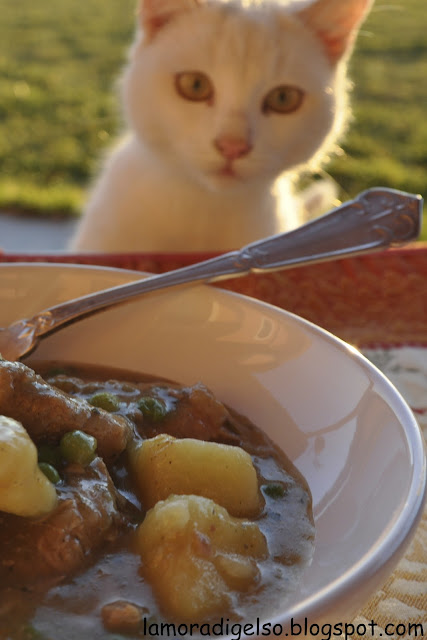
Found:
70,0 -> 373,252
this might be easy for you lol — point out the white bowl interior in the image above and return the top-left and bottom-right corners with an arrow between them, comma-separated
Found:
0,264 -> 425,627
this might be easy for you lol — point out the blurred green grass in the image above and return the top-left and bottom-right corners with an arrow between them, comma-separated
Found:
0,0 -> 425,237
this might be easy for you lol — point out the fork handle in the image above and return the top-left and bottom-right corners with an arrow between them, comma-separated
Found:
11,187 -> 425,343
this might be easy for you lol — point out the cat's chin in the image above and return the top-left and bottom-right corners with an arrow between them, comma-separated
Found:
202,172 -> 247,193
197,164 -> 260,193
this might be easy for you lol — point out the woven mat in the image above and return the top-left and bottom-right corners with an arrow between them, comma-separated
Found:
355,346 -> 426,635
1,245 -> 426,630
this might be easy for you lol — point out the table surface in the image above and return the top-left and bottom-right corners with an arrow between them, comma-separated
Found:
0,246 -> 426,634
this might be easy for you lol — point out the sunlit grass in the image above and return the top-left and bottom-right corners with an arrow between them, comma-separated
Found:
0,0 -> 425,238
0,0 -> 135,213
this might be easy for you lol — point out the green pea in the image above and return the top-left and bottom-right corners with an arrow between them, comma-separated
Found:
138,396 -> 167,422
60,430 -> 97,466
89,391 -> 120,412
262,482 -> 286,499
39,462 -> 61,485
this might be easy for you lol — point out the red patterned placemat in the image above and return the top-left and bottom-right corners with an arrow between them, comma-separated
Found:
1,244 -> 426,347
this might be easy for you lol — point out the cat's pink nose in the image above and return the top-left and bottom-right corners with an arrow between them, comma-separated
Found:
214,135 -> 253,160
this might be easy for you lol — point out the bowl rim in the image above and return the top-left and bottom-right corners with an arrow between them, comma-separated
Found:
0,261 -> 426,629
276,345 -> 426,624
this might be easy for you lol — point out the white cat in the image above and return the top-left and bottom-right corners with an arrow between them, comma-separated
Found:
70,0 -> 373,252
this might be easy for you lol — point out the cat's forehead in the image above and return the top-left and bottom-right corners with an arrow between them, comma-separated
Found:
144,1 -> 331,88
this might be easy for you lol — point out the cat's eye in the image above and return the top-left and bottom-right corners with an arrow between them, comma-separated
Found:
175,72 -> 214,102
262,85 -> 304,114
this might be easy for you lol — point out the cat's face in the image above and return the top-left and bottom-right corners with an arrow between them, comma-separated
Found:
123,0 -> 369,191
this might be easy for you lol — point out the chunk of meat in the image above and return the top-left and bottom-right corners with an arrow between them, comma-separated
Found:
141,382 -> 241,444
42,372 -> 245,447
0,360 -> 131,460
0,458 -> 126,588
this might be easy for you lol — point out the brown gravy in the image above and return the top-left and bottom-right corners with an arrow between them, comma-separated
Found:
0,362 -> 314,639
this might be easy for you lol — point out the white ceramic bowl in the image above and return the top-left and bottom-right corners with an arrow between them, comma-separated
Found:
0,263 -> 425,635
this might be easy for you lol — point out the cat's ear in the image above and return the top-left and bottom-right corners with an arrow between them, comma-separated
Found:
297,0 -> 373,63
139,0 -> 201,40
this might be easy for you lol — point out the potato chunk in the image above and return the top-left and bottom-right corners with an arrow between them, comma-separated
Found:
131,434 -> 261,517
0,415 -> 57,517
136,494 -> 267,620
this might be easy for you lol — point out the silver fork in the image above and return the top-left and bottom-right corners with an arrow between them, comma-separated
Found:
0,187 -> 422,361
